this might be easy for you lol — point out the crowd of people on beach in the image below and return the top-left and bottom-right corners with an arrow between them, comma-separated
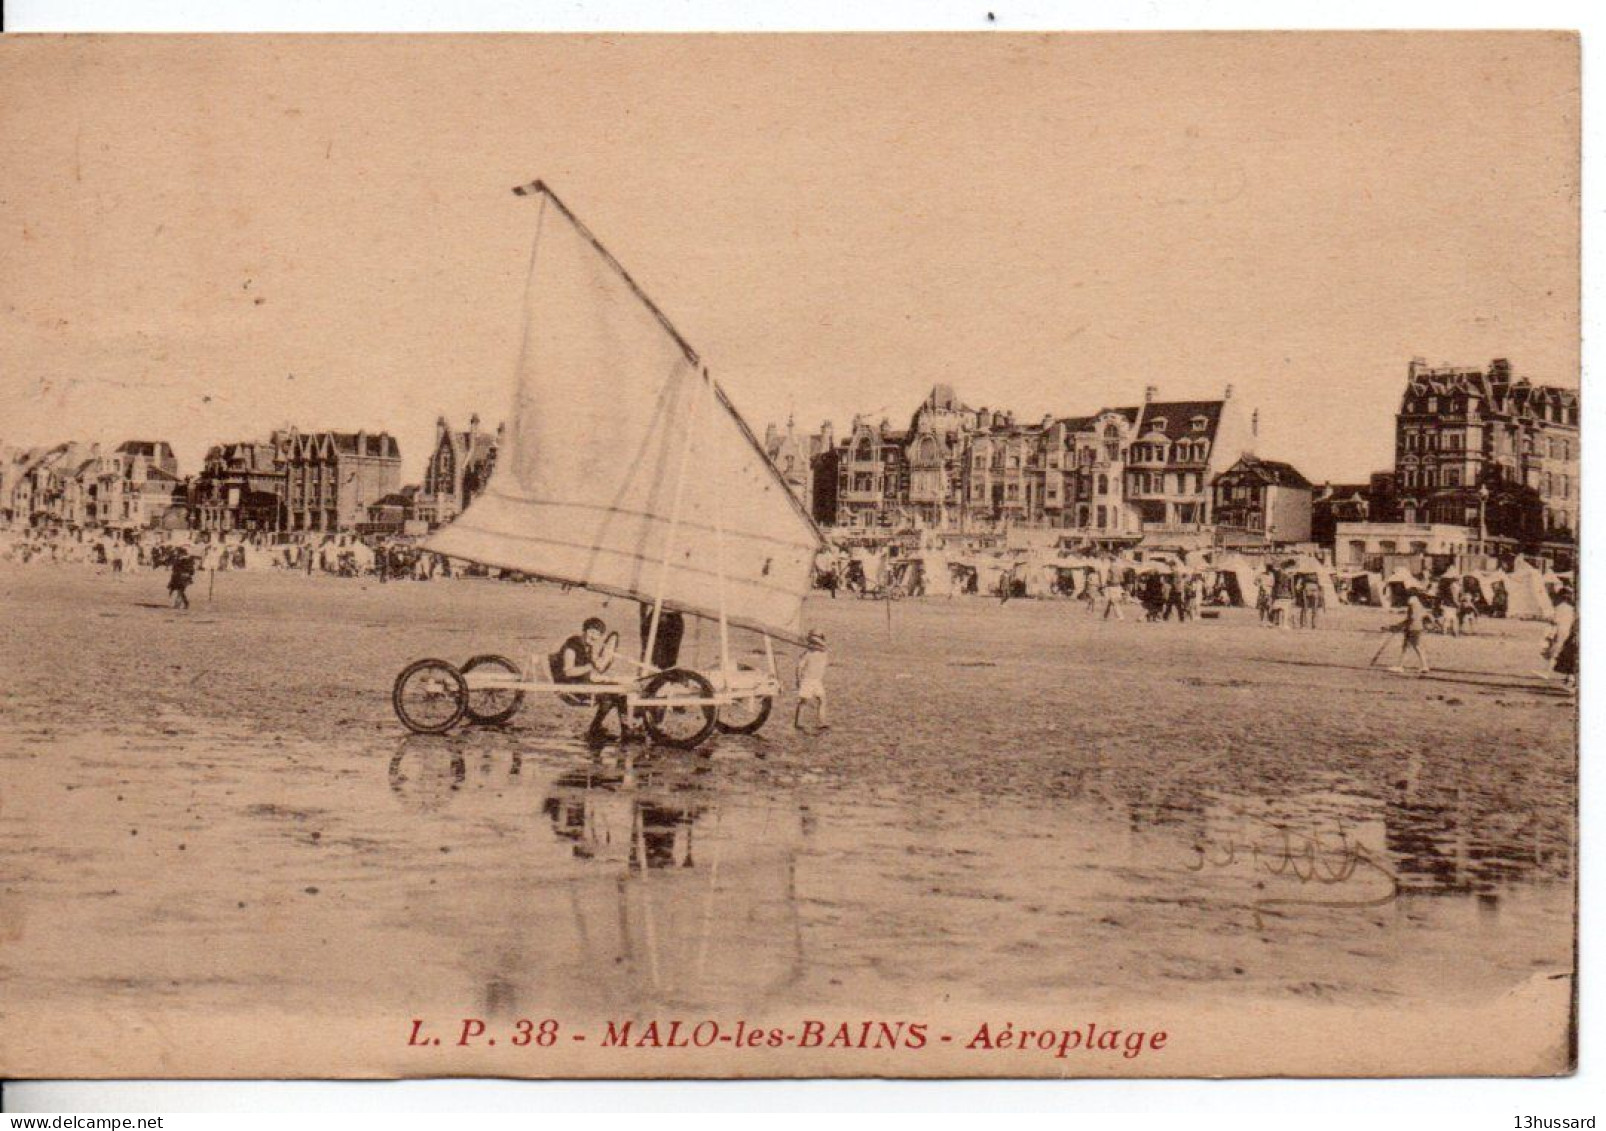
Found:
0,527 -> 467,590
3,521 -> 1577,702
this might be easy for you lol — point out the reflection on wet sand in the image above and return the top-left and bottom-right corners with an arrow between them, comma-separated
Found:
0,717 -> 1571,1039
369,727 -> 1571,1017
385,738 -> 809,1014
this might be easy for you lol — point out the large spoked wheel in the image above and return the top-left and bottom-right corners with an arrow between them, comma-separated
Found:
715,664 -> 773,735
392,658 -> 468,735
461,654 -> 524,726
638,668 -> 718,750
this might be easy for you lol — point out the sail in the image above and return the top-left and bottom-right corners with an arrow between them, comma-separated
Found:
426,182 -> 825,645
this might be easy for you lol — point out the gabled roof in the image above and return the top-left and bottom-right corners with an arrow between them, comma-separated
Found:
1404,361 -> 1578,419
284,430 -> 401,460
1137,400 -> 1223,441
1218,454 -> 1312,489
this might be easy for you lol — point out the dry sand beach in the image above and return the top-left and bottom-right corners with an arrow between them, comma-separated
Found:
0,563 -> 1576,1076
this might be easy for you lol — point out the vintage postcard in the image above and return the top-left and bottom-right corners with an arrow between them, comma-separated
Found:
0,32 -> 1579,1079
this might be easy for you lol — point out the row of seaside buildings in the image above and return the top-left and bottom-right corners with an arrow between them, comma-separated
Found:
2,359 -> 1580,569
763,357 -> 1578,569
1,415 -> 497,539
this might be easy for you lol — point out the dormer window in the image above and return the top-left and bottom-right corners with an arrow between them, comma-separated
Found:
1191,416 -> 1208,432
1149,418 -> 1168,433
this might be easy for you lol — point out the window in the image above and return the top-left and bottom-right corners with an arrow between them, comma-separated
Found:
1444,468 -> 1460,487
1097,474 -> 1109,495
1191,416 -> 1208,432
1096,505 -> 1107,529
1562,475 -> 1570,499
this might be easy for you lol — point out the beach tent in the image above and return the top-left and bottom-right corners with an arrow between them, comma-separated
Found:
1052,558 -> 1102,598
1212,555 -> 1260,607
1289,560 -> 1340,609
1503,560 -> 1555,621
920,548 -> 955,596
1013,550 -> 1062,598
1335,570 -> 1384,606
889,553 -> 954,597
1543,571 -> 1573,596
946,555 -> 980,595
971,554 -> 1012,596
1383,567 -> 1424,608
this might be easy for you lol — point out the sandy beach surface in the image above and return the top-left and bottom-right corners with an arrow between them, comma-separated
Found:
0,563 -> 1576,1077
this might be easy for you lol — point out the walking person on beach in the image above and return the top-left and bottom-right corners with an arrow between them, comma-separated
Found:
1102,576 -> 1126,621
1271,571 -> 1295,630
1542,588 -> 1577,690
167,550 -> 195,610
1389,587 -> 1431,675
794,630 -> 830,733
1302,574 -> 1324,630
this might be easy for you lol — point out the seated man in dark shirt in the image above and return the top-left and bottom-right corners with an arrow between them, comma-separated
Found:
550,616 -> 634,743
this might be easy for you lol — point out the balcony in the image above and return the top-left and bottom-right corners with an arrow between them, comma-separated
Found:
839,489 -> 882,504
1141,522 -> 1210,535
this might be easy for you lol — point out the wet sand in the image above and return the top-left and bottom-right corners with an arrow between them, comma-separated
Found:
0,564 -> 1576,1077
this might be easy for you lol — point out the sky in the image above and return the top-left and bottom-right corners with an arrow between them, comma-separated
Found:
0,32 -> 1580,484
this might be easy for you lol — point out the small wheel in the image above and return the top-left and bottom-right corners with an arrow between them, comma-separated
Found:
392,658 -> 467,735
461,654 -> 524,726
715,664 -> 774,735
638,668 -> 718,750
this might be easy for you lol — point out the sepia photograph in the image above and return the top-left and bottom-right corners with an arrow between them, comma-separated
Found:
0,31 -> 1581,1080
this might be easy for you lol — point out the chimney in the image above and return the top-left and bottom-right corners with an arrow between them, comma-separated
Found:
1224,383 -> 1234,400
1252,408 -> 1259,437
764,423 -> 779,450
1144,385 -> 1158,403
469,412 -> 481,434
435,415 -> 447,440
1409,356 -> 1427,378
496,421 -> 506,444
